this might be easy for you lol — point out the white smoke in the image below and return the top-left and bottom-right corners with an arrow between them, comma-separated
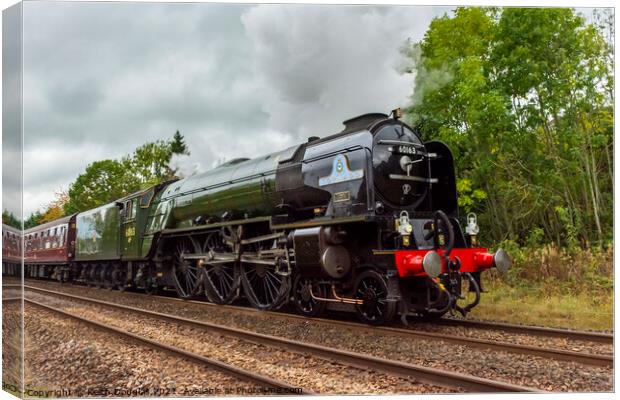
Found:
169,153 -> 201,179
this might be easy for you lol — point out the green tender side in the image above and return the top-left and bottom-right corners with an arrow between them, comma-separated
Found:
75,202 -> 121,261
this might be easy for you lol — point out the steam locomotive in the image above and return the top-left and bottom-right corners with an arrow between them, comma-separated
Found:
9,110 -> 511,325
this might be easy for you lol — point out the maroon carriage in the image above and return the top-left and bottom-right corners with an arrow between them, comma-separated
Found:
2,223 -> 22,275
24,214 -> 76,281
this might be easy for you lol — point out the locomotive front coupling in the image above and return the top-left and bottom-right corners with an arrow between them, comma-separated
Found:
394,210 -> 512,317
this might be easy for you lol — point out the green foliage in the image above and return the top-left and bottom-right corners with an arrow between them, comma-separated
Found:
63,131 -> 190,214
486,241 -> 613,298
2,210 -> 21,229
64,159 -> 141,214
404,7 -> 613,249
456,178 -> 487,214
23,211 -> 43,229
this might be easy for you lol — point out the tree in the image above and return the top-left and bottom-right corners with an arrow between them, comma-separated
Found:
64,159 -> 141,214
130,140 -> 176,187
170,130 -> 190,156
24,211 -> 43,229
39,190 -> 69,223
63,131 -> 191,213
403,7 -> 613,248
2,210 -> 20,229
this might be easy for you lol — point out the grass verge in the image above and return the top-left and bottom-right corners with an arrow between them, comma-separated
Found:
467,281 -> 612,331
463,243 -> 613,331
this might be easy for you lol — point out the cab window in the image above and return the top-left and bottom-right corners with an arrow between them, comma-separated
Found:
140,188 -> 155,208
126,201 -> 133,219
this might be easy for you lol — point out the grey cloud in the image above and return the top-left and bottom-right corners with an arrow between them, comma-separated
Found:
8,2 -> 447,216
3,3 -> 23,217
48,78 -> 104,114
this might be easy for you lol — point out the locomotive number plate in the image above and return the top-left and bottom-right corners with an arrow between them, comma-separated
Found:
397,145 -> 417,155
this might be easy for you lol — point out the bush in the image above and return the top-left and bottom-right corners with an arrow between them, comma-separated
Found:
486,241 -> 613,296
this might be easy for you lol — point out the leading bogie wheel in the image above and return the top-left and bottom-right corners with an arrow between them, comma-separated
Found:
171,237 -> 202,300
354,269 -> 396,325
293,276 -> 327,318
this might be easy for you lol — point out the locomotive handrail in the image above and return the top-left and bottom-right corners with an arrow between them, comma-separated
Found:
376,139 -> 426,149
301,145 -> 367,164
389,174 -> 438,183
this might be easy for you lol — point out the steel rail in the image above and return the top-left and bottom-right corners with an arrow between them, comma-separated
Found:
25,298 -> 310,395
436,318 -> 613,344
2,297 -> 22,303
24,286 -> 538,393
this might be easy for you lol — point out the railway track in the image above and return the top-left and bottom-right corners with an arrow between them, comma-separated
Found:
20,285 -> 538,393
150,288 -> 614,345
4,281 -> 613,366
22,297 -> 310,395
436,317 -> 613,344
2,297 -> 21,303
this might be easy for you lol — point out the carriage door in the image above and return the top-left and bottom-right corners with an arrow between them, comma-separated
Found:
121,197 -> 139,259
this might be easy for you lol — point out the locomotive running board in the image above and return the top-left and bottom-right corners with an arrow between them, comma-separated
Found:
270,215 -> 369,230
160,216 -> 272,237
240,232 -> 285,245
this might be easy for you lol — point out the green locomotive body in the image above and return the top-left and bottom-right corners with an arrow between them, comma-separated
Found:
147,145 -> 297,232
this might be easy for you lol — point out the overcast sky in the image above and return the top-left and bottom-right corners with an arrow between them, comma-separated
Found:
3,2 -> 600,217
1,2 -> 449,216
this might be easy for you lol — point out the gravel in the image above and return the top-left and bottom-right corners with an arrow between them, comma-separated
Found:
17,279 -> 614,392
25,291 -> 451,395
3,302 -> 23,395
3,288 -> 23,299
23,305 -> 267,397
